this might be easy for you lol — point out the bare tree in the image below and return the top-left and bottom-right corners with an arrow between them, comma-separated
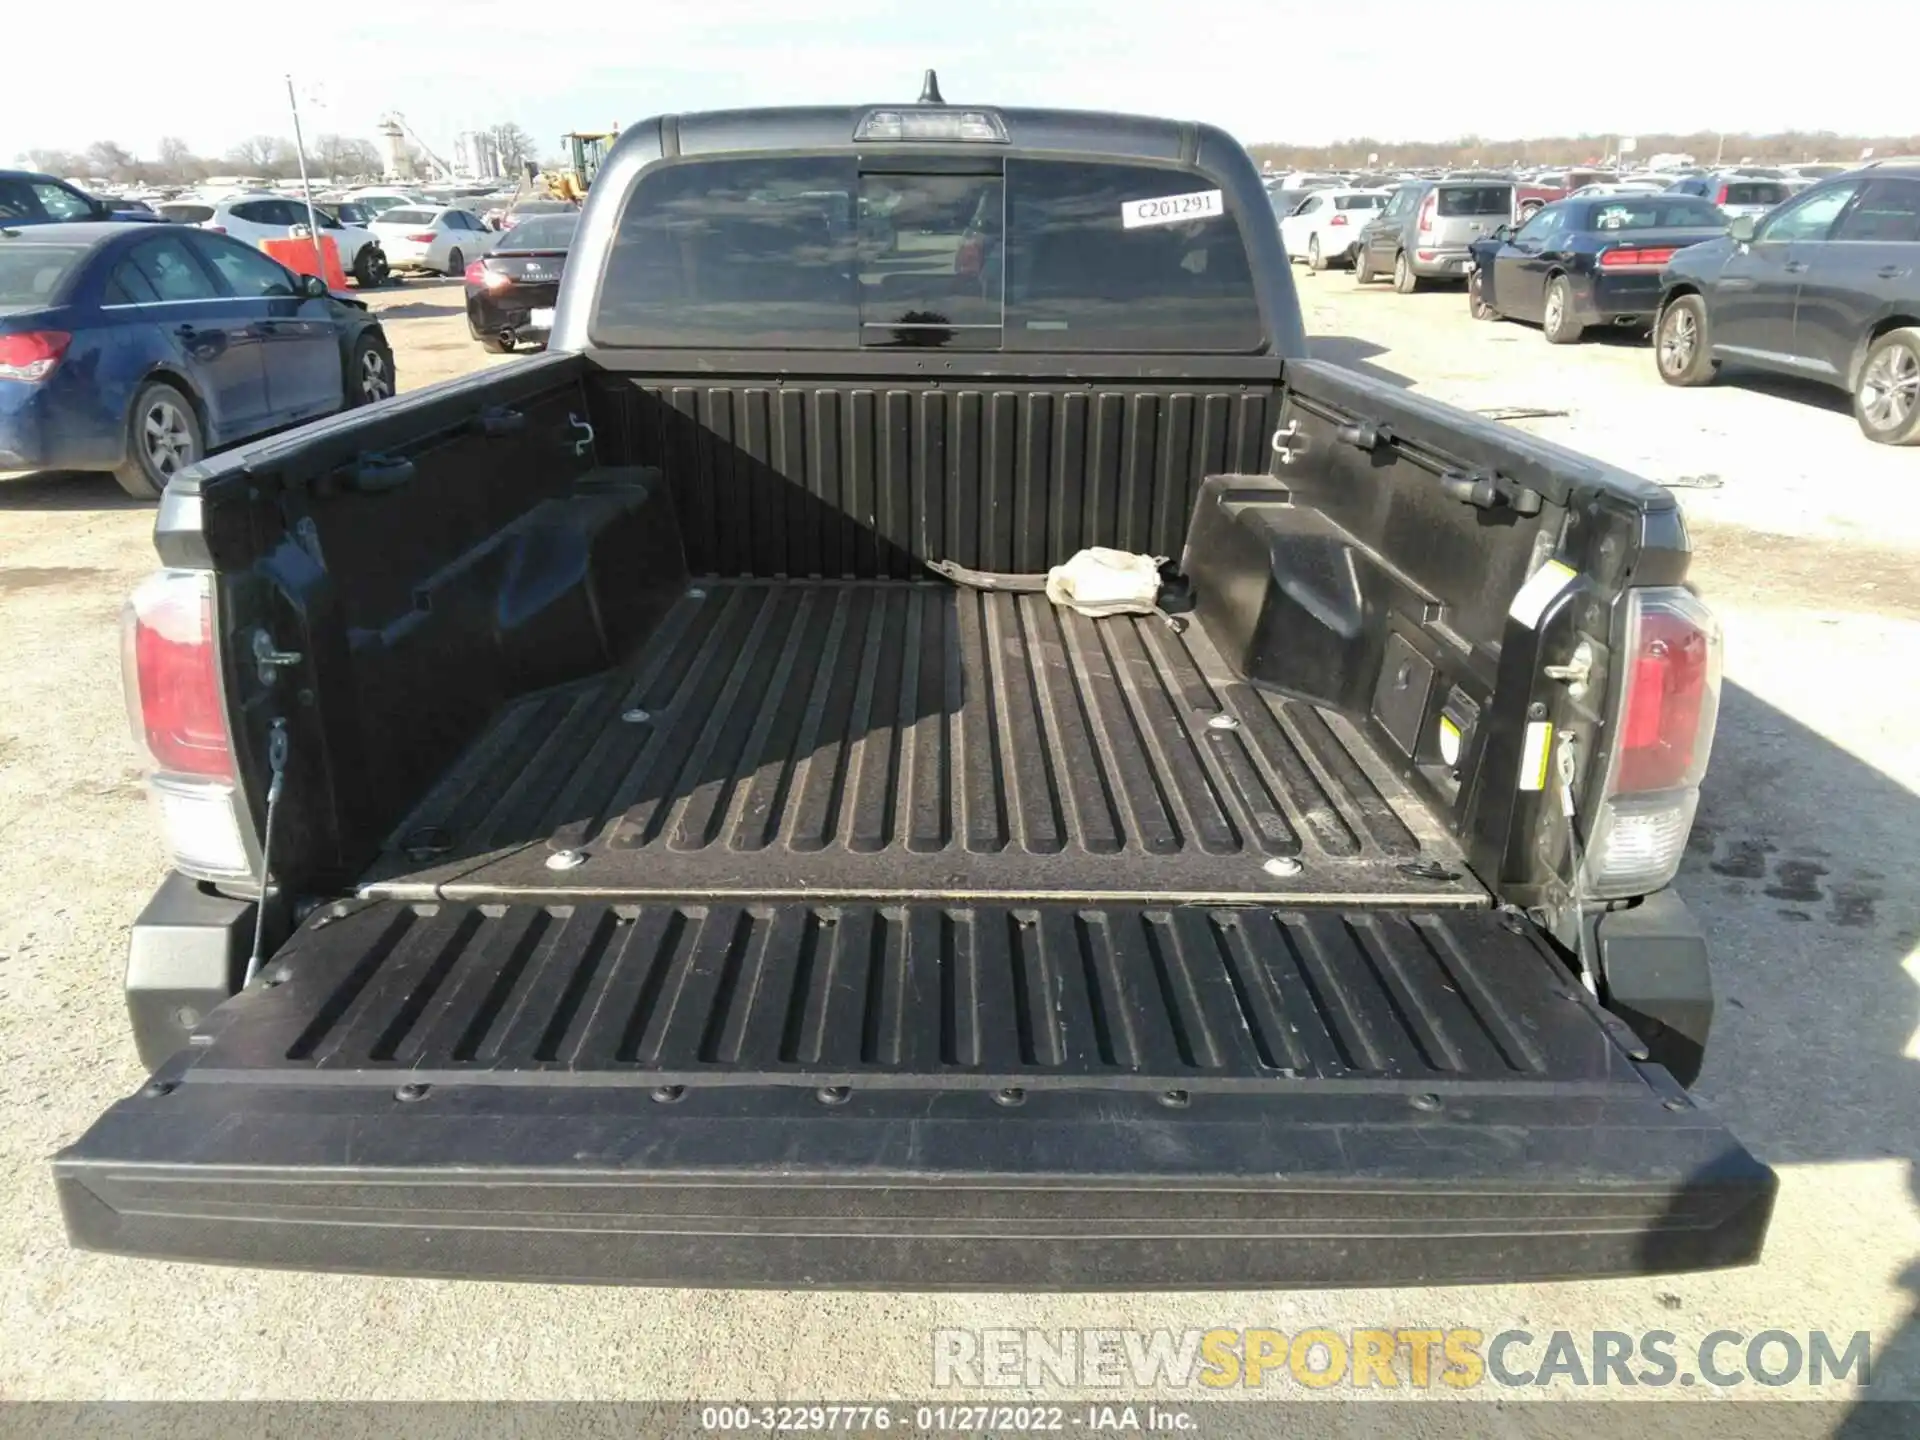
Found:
84,140 -> 138,180
484,123 -> 537,171
309,133 -> 381,179
20,147 -> 85,177
155,136 -> 205,184
224,134 -> 288,176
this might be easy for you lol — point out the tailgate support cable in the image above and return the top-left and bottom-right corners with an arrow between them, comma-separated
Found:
243,718 -> 290,987
1554,733 -> 1599,994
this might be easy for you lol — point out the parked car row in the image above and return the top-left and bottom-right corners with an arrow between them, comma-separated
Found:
1310,163 -> 1920,445
0,221 -> 395,495
1654,167 -> 1920,444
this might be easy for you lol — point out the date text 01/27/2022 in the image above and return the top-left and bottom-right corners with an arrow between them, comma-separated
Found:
1122,189 -> 1224,229
697,1404 -> 1194,1431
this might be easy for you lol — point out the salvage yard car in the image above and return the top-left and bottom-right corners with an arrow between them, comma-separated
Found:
464,211 -> 577,351
0,223 -> 394,496
1355,178 -> 1516,291
163,194 -> 392,288
368,204 -> 497,275
54,88 -> 1775,1289
1278,186 -> 1390,271
1655,166 -> 1920,443
1468,193 -> 1728,343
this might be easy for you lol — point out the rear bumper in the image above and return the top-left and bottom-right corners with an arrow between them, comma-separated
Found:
57,1076 -> 1775,1289
0,374 -> 123,471
1575,272 -> 1665,324
1408,247 -> 1473,277
466,289 -> 559,341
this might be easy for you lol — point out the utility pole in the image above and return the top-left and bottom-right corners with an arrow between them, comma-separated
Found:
286,75 -> 325,280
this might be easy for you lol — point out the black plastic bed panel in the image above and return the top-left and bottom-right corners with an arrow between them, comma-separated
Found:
362,580 -> 1482,905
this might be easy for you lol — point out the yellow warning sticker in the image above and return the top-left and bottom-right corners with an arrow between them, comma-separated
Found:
1519,721 -> 1553,792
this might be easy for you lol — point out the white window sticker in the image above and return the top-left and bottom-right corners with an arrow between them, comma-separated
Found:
1507,559 -> 1576,629
1121,188 -> 1225,230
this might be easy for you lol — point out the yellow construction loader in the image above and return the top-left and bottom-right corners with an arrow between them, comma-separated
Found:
545,130 -> 617,202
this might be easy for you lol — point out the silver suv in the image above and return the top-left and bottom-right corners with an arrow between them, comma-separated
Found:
1356,179 -> 1516,292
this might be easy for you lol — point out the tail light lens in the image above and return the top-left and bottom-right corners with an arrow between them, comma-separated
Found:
1329,213 -> 1349,227
122,571 -> 252,878
1599,247 -> 1679,270
1714,184 -> 1729,204
1582,588 -> 1722,898
954,233 -> 984,277
200,223 -> 228,234
1418,192 -> 1437,232
406,232 -> 437,243
0,330 -> 72,382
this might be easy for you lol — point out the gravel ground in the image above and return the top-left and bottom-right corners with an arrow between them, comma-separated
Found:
1,267 -> 1914,1411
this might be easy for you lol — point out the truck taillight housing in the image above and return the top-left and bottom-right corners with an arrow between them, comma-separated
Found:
1582,587 -> 1722,899
122,570 -> 252,879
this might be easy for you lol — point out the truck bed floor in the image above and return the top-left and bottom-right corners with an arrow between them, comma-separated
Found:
365,580 -> 1481,904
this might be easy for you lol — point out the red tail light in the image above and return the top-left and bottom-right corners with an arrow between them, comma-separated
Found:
406,232 -> 438,243
1616,604 -> 1715,792
1329,213 -> 1349,227
123,572 -> 232,780
0,330 -> 72,382
200,224 -> 227,234
464,260 -> 487,285
1418,192 -> 1437,232
1600,246 -> 1679,270
954,233 -> 984,277
1714,184 -> 1729,204
1580,588 -> 1722,899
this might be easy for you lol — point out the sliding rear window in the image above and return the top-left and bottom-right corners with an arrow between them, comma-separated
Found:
591,154 -> 1264,353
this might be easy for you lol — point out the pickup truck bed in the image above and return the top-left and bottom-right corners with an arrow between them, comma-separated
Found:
362,579 -> 1481,906
59,102 -> 1775,1289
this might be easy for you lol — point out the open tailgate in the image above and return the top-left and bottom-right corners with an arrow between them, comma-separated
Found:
56,898 -> 1773,1288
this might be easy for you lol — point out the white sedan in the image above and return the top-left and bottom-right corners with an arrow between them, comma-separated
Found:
368,206 -> 497,275
1278,188 -> 1392,271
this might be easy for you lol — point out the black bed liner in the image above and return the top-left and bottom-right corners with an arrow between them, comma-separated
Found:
166,901 -> 1623,1087
364,580 -> 1481,905
55,898 -> 1775,1286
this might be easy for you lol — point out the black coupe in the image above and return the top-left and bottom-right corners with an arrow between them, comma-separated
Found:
1467,195 -> 1727,343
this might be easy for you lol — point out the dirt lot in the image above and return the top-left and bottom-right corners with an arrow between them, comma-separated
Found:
1,267 -> 1915,1408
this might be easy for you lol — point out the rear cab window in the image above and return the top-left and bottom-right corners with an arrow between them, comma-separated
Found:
1437,185 -> 1514,217
1723,182 -> 1788,207
591,154 -> 1264,353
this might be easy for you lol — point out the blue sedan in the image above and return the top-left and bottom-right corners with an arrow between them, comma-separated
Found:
1466,195 -> 1728,344
0,222 -> 394,498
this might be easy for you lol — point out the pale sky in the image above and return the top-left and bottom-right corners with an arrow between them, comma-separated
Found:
7,0 -> 1915,165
